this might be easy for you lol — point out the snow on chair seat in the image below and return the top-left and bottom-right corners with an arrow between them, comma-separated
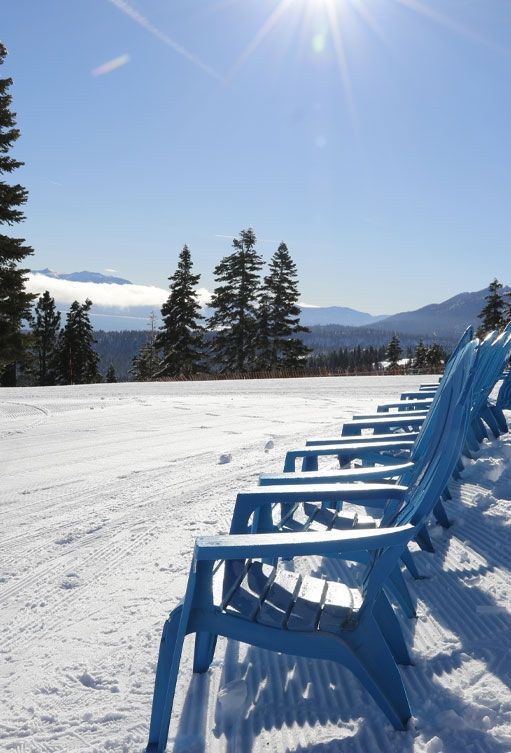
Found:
220,559 -> 362,632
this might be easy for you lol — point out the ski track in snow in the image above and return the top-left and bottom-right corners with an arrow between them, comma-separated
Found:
1,377 -> 511,753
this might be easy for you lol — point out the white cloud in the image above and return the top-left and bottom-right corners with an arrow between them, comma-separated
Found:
26,273 -> 211,309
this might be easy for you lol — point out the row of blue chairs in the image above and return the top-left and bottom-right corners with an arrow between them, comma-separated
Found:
144,324 -> 511,752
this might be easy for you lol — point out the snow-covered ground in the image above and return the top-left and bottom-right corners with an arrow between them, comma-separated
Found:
1,376 -> 511,753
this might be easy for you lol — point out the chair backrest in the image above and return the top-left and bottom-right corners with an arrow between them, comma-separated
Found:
397,340 -> 478,530
358,342 -> 478,616
470,330 -> 511,419
444,325 -> 474,375
406,331 -> 475,475
496,368 -> 511,410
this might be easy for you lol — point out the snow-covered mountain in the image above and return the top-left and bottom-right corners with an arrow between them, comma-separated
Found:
299,306 -> 387,327
32,268 -> 133,286
362,287 -> 511,337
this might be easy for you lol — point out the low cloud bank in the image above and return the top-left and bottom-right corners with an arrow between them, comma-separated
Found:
26,273 -> 211,309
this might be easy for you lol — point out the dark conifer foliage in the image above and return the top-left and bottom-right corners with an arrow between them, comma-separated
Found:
105,364 -> 117,383
253,291 -> 273,370
386,334 -> 402,369
426,342 -> 445,369
0,43 -> 35,385
130,340 -> 161,381
261,242 -> 310,369
477,279 -> 506,336
413,340 -> 428,371
209,228 -> 263,372
57,299 -> 100,384
155,245 -> 205,377
32,290 -> 61,385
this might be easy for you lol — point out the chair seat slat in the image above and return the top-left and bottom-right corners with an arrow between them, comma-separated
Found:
224,561 -> 275,619
319,581 -> 362,633
257,568 -> 302,628
287,575 -> 327,631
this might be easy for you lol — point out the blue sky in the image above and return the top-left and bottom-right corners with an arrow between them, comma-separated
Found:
3,0 -> 511,313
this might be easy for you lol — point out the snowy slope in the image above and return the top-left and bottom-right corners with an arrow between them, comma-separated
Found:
1,377 -> 510,753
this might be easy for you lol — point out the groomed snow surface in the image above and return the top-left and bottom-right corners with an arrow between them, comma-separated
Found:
1,376 -> 511,753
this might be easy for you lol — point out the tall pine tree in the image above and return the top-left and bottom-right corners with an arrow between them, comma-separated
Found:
155,245 -> 205,377
426,342 -> 445,369
0,43 -> 35,386
105,364 -> 117,383
413,340 -> 428,372
32,290 -> 61,385
131,312 -> 161,381
477,278 -> 506,336
262,242 -> 310,370
386,334 -> 402,369
131,341 -> 161,381
57,299 -> 100,384
209,228 -> 263,372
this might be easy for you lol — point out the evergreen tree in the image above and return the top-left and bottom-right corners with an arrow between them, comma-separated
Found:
413,340 -> 428,372
105,364 -> 117,383
262,242 -> 310,369
426,342 -> 445,369
477,278 -> 505,336
154,245 -> 205,377
209,228 -> 263,372
386,334 -> 402,369
253,291 -> 273,370
0,43 -> 36,386
131,312 -> 161,381
130,340 -> 161,381
57,299 -> 100,384
32,290 -> 61,385
505,288 -> 511,327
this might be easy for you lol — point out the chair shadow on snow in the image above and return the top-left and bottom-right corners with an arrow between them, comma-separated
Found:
172,543 -> 510,752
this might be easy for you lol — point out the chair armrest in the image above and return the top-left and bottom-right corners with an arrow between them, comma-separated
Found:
230,483 -> 407,533
305,432 -> 420,446
259,461 -> 415,486
195,524 -> 414,561
284,441 -> 415,471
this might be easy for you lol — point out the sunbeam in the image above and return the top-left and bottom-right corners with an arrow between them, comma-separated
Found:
393,0 -> 507,55
226,0 -> 297,81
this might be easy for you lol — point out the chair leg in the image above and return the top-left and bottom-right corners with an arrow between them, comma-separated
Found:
482,407 -> 501,439
442,486 -> 452,501
491,404 -> 509,434
146,605 -> 186,753
302,455 -> 318,472
385,567 -> 416,618
416,525 -> 435,553
373,592 -> 413,666
475,417 -> 487,441
400,548 -> 423,580
193,632 -> 217,673
343,618 -> 411,730
465,427 -> 480,456
433,500 -> 451,528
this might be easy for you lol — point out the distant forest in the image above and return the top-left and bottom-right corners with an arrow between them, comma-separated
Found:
94,326 -> 458,381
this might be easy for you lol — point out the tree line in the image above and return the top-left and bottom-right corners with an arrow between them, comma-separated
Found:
132,232 -> 310,380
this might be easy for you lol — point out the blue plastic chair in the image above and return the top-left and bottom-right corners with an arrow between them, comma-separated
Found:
144,523 -> 415,753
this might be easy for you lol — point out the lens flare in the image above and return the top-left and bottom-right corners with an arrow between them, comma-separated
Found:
92,54 -> 130,77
